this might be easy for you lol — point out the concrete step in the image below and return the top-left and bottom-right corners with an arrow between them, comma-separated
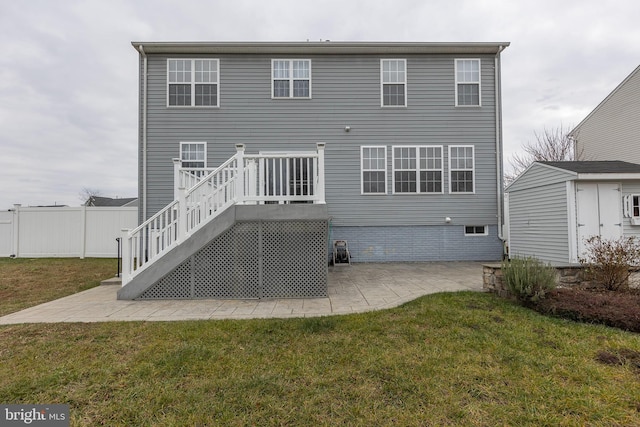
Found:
101,276 -> 122,286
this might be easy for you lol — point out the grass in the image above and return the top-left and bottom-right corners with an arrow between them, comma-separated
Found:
1,292 -> 640,426
0,258 -> 116,316
1,258 -> 640,425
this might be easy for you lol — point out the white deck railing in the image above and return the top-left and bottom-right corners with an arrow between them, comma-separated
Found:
121,143 -> 325,285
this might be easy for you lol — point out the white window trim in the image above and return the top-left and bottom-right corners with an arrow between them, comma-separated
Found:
448,145 -> 475,194
391,145 -> 444,194
464,225 -> 488,236
380,59 -> 407,108
167,59 -> 220,108
179,142 -> 207,168
420,145 -> 444,194
271,59 -> 312,99
361,146 -> 387,195
633,195 -> 640,218
623,194 -> 640,225
454,58 -> 481,107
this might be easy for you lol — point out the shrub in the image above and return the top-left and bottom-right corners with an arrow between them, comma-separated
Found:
535,288 -> 640,332
501,256 -> 557,304
579,236 -> 640,291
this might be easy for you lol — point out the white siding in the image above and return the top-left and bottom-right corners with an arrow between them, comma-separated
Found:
574,66 -> 640,163
622,181 -> 640,237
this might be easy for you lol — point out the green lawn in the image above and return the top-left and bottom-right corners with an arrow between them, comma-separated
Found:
1,291 -> 640,426
0,258 -> 116,316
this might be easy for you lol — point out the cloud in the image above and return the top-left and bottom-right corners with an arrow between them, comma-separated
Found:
0,0 -> 639,208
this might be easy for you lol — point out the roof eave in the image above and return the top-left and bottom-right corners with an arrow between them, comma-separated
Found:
576,172 -> 640,181
131,41 -> 510,55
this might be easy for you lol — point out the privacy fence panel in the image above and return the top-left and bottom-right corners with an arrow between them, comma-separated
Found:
1,206 -> 137,258
0,211 -> 13,257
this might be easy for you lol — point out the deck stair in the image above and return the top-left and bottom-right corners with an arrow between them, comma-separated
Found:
118,143 -> 328,300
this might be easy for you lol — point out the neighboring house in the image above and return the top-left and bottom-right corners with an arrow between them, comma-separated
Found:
505,161 -> 640,265
85,196 -> 138,207
571,65 -> 640,163
120,41 -> 509,300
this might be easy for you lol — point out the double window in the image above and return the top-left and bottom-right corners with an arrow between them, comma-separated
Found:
392,146 -> 443,194
381,59 -> 407,107
272,59 -> 311,98
455,59 -> 481,106
168,59 -> 219,107
465,225 -> 488,236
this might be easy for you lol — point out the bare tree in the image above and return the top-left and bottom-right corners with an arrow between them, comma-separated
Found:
505,124 -> 581,185
79,187 -> 102,205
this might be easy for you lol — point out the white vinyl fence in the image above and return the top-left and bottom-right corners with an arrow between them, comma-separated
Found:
0,205 -> 137,258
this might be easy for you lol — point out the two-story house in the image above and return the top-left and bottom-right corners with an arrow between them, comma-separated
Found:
571,64 -> 640,163
119,41 -> 509,300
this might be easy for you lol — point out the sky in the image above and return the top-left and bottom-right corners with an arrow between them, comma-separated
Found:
0,0 -> 638,209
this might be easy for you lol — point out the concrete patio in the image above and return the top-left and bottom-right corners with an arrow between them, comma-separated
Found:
0,262 -> 485,324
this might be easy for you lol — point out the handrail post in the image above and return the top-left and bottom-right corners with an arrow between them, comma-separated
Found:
316,142 -> 326,204
173,158 -> 182,200
178,187 -> 187,241
12,204 -> 21,258
121,229 -> 130,285
235,144 -> 245,204
246,159 -> 257,204
115,237 -> 121,277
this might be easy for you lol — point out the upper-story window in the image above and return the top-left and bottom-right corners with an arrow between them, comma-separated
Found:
180,142 -> 206,168
167,59 -> 219,107
455,59 -> 481,106
381,59 -> 407,107
272,59 -> 311,99
449,145 -> 475,193
392,146 -> 443,194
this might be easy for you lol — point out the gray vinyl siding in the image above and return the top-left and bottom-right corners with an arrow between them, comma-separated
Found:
574,67 -> 640,163
507,182 -> 570,264
506,163 -> 575,193
139,52 -> 500,227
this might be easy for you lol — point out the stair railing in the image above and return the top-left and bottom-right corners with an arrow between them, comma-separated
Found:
121,143 -> 325,285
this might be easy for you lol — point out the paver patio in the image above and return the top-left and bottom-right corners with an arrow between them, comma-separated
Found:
0,262 -> 485,324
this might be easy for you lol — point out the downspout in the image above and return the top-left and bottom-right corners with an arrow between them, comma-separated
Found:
138,44 -> 148,223
494,45 -> 506,242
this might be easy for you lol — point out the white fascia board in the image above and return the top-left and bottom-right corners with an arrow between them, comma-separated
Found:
576,173 -> 640,181
132,41 -> 510,56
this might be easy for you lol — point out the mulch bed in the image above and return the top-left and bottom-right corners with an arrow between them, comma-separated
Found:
532,288 -> 640,333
